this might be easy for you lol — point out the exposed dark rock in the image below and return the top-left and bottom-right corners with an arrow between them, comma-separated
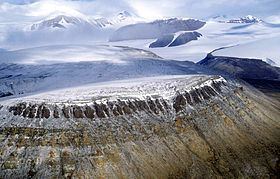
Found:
22,106 -> 31,118
110,18 -> 205,42
155,99 -> 164,112
173,94 -> 186,113
190,90 -> 201,104
0,91 -> 13,98
41,106 -> 50,118
122,103 -> 132,115
195,89 -> 203,100
212,81 -> 222,92
112,106 -> 120,116
204,86 -> 217,96
84,106 -> 94,119
161,99 -> 170,110
149,34 -> 174,48
9,103 -> 26,116
128,101 -> 137,112
116,104 -> 124,115
147,99 -> 159,114
135,100 -> 149,111
36,105 -> 43,118
28,105 -> 37,118
200,87 -> 211,100
169,31 -> 202,47
184,92 -> 193,105
62,106 -> 71,118
1,79 -> 280,178
198,55 -> 280,81
107,101 -> 114,110
73,106 -> 84,118
102,103 -> 110,117
6,81 -> 227,118
94,103 -> 106,118
8,106 -> 15,113
53,106 -> 60,118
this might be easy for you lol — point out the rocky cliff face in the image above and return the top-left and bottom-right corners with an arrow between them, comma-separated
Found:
0,75 -> 279,178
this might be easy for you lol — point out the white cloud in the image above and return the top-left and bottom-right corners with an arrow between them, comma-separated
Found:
126,0 -> 280,19
0,0 -> 280,18
0,0 -> 279,22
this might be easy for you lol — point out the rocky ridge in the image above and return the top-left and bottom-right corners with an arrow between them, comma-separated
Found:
0,75 -> 279,178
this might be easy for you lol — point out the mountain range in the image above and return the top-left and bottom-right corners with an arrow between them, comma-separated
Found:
0,5 -> 280,178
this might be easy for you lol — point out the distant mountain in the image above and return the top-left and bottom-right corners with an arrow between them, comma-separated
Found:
169,31 -> 202,47
149,31 -> 202,48
30,13 -> 100,31
113,11 -> 135,23
223,15 -> 263,24
210,15 -> 262,23
109,18 -> 205,42
95,11 -> 142,28
198,54 -> 280,80
29,10 -> 141,31
228,15 -> 262,23
94,17 -> 113,28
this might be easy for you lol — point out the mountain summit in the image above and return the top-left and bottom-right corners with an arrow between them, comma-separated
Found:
227,15 -> 263,23
30,12 -> 99,31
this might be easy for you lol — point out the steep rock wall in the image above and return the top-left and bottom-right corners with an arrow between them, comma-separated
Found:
0,77 -> 279,178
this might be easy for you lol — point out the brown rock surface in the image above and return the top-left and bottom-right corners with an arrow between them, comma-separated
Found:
1,79 -> 279,178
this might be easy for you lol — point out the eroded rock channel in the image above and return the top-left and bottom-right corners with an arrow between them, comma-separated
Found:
0,76 -> 279,178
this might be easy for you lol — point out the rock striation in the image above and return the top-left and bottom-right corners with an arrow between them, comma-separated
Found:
7,79 -> 224,120
0,76 -> 279,178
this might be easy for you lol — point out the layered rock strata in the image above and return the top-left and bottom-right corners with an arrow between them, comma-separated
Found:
0,76 -> 279,178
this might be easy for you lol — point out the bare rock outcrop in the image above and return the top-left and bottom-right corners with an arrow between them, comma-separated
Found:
1,77 -> 279,178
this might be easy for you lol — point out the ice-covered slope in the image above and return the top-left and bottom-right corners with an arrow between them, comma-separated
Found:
0,45 -> 209,98
0,45 -> 161,64
198,54 -> 280,80
109,18 -> 205,42
212,36 -> 280,67
110,20 -> 280,62
149,31 -> 202,48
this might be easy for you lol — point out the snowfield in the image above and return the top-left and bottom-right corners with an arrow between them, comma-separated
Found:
0,45 -> 161,64
212,36 -> 280,67
0,75 -> 223,105
0,10 -> 280,101
0,45 -> 211,99
110,21 -> 280,64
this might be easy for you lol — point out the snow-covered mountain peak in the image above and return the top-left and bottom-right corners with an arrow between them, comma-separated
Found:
210,14 -> 263,24
240,15 -> 262,23
95,10 -> 142,28
117,10 -> 133,20
227,15 -> 263,23
111,10 -> 142,26
30,12 -> 98,31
